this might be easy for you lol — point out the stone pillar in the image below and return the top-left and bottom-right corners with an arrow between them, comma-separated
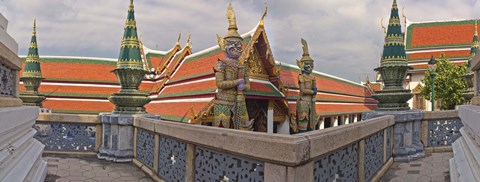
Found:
333,116 -> 339,127
277,118 -> 290,134
267,101 -> 274,134
363,110 -> 424,162
345,115 -> 350,124
319,118 -> 325,129
98,113 -> 160,162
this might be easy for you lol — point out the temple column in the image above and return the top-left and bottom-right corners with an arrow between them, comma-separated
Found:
267,100 -> 274,134
333,116 -> 339,127
319,117 -> 325,129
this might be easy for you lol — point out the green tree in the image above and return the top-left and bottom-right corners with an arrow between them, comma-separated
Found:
420,54 -> 467,110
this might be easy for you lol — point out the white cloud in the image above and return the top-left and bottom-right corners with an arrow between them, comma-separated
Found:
1,0 -> 480,82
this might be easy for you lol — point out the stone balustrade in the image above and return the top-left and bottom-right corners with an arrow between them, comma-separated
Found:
420,110 -> 462,153
133,115 -> 395,182
34,113 -> 101,155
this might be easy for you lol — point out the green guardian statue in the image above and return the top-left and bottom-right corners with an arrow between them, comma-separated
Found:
213,4 -> 253,130
296,38 -> 317,133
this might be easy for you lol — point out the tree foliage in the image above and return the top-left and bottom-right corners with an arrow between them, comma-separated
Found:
420,54 -> 467,110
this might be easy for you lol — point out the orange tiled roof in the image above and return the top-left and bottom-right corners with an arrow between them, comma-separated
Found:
406,20 -> 478,49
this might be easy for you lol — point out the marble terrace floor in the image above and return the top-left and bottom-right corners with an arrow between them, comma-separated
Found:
380,152 -> 453,182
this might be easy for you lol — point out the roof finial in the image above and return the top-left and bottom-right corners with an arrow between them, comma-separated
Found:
259,1 -> 268,27
186,32 -> 191,48
33,19 -> 36,32
402,7 -> 407,28
176,33 -> 181,46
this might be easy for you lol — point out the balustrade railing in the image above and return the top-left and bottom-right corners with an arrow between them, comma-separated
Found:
34,113 -> 101,154
421,110 -> 463,152
133,115 -> 394,182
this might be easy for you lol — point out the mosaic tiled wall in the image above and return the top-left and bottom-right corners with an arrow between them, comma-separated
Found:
136,128 -> 155,169
158,136 -> 186,182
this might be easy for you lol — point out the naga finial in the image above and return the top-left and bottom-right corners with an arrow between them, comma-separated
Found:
187,32 -> 192,47
301,38 -> 309,56
176,33 -> 181,46
260,1 -> 268,26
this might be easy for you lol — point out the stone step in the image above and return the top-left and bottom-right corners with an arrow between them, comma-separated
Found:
451,138 -> 476,181
1,138 -> 44,181
449,158 -> 459,182
25,155 -> 48,182
459,128 -> 480,179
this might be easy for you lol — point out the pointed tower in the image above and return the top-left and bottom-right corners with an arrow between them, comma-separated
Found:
463,20 -> 478,102
372,0 -> 413,111
20,19 -> 45,106
108,0 -> 151,113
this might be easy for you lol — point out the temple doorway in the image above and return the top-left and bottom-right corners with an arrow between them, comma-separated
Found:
246,99 -> 268,132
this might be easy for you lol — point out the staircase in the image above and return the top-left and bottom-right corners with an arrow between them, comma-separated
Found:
0,106 -> 47,182
450,105 -> 480,182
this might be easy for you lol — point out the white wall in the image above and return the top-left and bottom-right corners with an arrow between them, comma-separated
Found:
0,13 -> 18,54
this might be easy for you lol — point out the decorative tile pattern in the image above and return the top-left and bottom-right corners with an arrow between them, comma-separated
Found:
0,63 -> 15,97
34,123 -> 96,151
158,136 -> 186,181
386,127 -> 392,159
313,143 -> 358,182
428,119 -> 463,147
136,128 -> 155,169
365,131 -> 384,181
195,147 -> 264,182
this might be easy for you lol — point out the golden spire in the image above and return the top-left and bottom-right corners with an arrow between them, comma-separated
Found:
475,20 -> 478,36
259,1 -> 268,27
33,19 -> 36,35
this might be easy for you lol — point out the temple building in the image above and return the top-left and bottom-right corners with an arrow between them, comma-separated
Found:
403,19 -> 478,110
19,4 -> 377,134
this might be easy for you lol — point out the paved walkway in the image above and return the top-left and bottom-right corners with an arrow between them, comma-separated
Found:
380,152 -> 453,182
44,155 -> 153,182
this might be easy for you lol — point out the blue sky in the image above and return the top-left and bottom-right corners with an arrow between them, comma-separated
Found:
1,0 -> 480,82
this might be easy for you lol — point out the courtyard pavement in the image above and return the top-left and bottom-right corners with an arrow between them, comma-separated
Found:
43,154 -> 153,182
380,152 -> 453,182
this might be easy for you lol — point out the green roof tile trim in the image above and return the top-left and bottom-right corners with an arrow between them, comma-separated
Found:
116,0 -> 143,69
157,89 -> 216,98
382,0 -> 406,62
286,95 -> 373,103
158,114 -> 186,122
406,19 -> 477,49
245,83 -> 284,97
145,52 -> 167,69
21,57 -> 117,66
279,64 -> 368,89
408,56 -> 469,62
22,20 -> 42,78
